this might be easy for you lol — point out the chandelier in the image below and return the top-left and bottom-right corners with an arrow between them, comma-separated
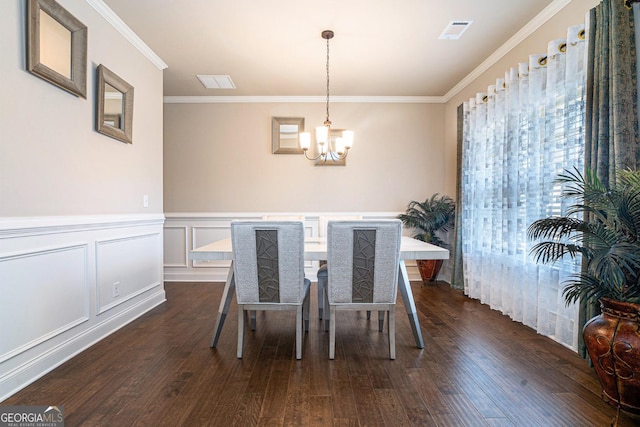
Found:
299,30 -> 354,164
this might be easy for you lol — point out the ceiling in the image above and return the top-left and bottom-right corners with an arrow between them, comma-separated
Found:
102,0 -> 557,98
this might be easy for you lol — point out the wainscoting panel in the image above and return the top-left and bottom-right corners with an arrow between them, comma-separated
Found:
163,226 -> 188,268
0,244 -> 89,362
162,213 -> 441,283
191,225 -> 232,268
0,215 -> 166,402
96,232 -> 163,314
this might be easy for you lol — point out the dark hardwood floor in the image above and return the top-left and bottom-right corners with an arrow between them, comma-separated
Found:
4,281 -> 640,426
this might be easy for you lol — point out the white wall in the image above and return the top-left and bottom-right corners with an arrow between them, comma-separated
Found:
0,0 -> 165,400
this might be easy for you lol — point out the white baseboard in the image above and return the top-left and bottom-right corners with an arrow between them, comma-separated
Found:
0,289 -> 165,402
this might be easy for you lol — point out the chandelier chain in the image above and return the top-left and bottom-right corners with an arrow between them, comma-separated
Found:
325,35 -> 330,124
299,30 -> 351,163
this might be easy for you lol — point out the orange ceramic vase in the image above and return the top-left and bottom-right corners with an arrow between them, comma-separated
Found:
416,259 -> 444,283
583,298 -> 640,413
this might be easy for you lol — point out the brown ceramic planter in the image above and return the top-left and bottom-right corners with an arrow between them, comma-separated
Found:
583,298 -> 640,413
416,259 -> 444,283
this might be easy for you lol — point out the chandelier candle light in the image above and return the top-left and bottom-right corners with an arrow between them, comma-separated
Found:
300,30 -> 354,164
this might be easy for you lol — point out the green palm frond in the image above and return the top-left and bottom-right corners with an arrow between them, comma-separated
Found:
528,167 -> 640,305
397,193 -> 455,247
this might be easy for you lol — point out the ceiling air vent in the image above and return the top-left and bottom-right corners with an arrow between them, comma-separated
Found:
438,20 -> 473,40
196,74 -> 236,89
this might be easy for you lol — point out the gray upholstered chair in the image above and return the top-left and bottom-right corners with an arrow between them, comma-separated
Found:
325,220 -> 402,359
316,215 -> 362,325
231,220 -> 311,359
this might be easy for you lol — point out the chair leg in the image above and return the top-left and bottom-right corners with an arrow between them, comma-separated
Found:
324,289 -> 330,332
317,261 -> 329,320
303,292 -> 310,332
317,275 -> 325,320
329,306 -> 336,359
296,306 -> 303,360
378,311 -> 385,332
250,310 -> 256,331
237,307 -> 245,359
388,307 -> 396,360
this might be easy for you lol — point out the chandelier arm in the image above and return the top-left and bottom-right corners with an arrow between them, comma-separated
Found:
303,150 -> 324,161
327,149 -> 349,161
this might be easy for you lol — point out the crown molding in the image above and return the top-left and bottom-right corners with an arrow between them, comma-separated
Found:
85,0 -> 168,70
442,0 -> 572,102
87,0 -> 571,102
163,95 -> 445,104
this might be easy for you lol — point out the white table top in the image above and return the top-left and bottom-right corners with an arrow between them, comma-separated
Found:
190,236 -> 449,261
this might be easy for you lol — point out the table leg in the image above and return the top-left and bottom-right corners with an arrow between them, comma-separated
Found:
398,261 -> 425,349
210,262 -> 236,348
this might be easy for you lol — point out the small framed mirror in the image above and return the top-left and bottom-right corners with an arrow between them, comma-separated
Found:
272,117 -> 305,154
27,0 -> 87,98
96,65 -> 134,144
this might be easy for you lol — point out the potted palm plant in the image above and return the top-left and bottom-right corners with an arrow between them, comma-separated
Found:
528,168 -> 640,414
398,194 -> 455,283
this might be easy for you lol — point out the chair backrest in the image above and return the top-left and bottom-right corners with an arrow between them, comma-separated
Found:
231,220 -> 306,305
318,215 -> 362,238
326,220 -> 402,304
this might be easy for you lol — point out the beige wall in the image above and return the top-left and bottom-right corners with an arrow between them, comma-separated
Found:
165,1 -> 599,214
0,0 -> 164,217
164,101 -> 446,212
443,0 -> 600,193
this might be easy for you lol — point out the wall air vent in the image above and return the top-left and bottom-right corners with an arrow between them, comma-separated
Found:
438,20 -> 473,40
196,75 -> 236,89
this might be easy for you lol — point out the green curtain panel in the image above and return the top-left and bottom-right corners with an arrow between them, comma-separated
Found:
582,0 -> 639,358
451,104 -> 464,291
586,0 -> 639,180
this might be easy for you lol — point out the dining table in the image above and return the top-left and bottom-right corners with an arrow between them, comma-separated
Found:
190,235 -> 449,349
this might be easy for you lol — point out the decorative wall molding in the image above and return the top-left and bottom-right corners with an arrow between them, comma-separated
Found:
0,289 -> 163,402
0,214 -> 165,401
163,96 -> 445,104
163,212 -> 451,283
87,0 -> 570,103
95,232 -> 163,314
0,244 -> 90,363
0,214 -> 166,238
85,0 -> 168,70
163,226 -> 189,268
442,0 -> 573,102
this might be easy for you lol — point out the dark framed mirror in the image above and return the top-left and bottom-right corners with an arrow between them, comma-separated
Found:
96,65 -> 134,144
27,0 -> 87,98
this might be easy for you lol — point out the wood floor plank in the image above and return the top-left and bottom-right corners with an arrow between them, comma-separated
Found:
4,281 -> 640,426
308,395 -> 333,427
261,359 -> 294,418
349,373 -> 386,426
283,362 -> 310,426
328,359 -> 358,419
374,389 -> 411,426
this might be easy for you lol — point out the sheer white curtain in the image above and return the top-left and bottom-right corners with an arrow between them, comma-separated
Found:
461,24 -> 586,350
